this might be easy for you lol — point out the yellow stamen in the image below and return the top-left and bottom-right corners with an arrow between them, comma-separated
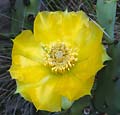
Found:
44,42 -> 78,73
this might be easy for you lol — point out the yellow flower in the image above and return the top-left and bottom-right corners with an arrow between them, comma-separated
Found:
9,11 -> 110,112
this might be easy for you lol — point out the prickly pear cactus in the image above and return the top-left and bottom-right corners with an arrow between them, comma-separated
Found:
10,0 -> 40,37
93,0 -> 120,115
93,43 -> 120,115
0,0 -> 119,115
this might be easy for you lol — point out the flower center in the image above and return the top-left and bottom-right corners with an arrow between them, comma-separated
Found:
55,51 -> 63,59
44,42 -> 78,73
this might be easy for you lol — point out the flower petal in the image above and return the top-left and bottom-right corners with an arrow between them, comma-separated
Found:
55,73 -> 94,101
34,11 -> 89,45
16,76 -> 61,112
9,55 -> 49,83
12,30 -> 43,63
75,44 -> 110,80
76,21 -> 103,61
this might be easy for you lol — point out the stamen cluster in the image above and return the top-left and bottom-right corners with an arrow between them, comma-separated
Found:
44,42 -> 78,73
